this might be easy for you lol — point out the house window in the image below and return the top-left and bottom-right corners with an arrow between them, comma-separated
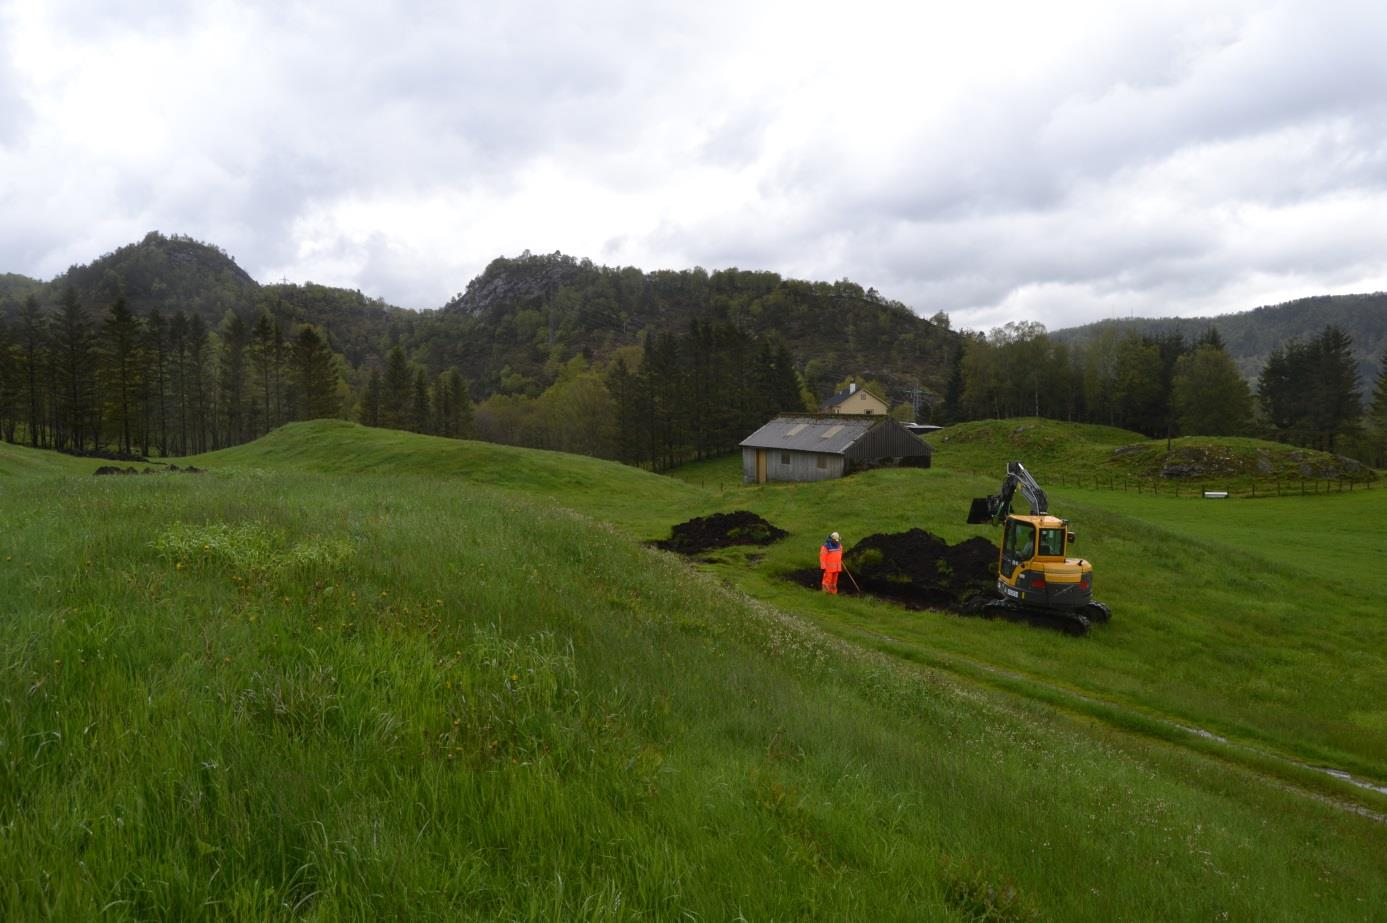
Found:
780,452 -> 791,465
816,455 -> 828,469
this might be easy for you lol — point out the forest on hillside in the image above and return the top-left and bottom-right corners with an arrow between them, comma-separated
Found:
3,232 -> 1387,469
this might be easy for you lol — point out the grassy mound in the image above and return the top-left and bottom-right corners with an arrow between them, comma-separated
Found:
934,418 -> 1377,492
931,418 -> 1141,473
0,440 -> 105,478
1104,436 -> 1376,486
191,419 -> 710,537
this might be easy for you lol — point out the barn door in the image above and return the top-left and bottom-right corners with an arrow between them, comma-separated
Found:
756,450 -> 767,483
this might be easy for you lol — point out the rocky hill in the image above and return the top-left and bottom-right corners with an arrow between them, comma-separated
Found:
412,250 -> 959,403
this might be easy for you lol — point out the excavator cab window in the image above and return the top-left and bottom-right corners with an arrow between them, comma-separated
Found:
1002,519 -> 1035,575
1038,528 -> 1064,557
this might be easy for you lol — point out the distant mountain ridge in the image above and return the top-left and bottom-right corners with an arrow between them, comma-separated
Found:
0,235 -> 960,405
4,232 -> 1384,400
1052,292 -> 1387,385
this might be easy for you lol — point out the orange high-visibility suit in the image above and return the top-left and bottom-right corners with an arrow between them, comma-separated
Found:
819,537 -> 843,594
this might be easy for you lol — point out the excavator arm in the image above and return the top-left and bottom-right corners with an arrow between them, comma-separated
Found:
966,461 -> 1048,524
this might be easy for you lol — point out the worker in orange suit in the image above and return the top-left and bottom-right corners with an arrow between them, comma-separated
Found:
820,531 -> 843,594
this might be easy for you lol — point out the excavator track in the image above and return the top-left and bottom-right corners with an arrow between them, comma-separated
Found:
971,597 -> 1094,636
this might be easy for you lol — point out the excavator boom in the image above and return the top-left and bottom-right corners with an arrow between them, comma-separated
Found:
966,461 -> 1048,524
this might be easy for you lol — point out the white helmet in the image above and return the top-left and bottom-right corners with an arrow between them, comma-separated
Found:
830,531 -> 840,541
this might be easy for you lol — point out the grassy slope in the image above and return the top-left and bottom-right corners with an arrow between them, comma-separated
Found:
677,422 -> 1387,784
1,422 -> 1384,920
0,440 -> 106,478
194,420 -> 709,538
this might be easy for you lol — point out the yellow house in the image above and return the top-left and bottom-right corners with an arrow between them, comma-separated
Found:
820,383 -> 888,416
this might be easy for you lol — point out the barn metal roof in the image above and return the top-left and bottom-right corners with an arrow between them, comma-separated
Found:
739,414 -> 930,458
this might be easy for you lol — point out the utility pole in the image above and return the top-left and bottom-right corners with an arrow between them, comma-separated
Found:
907,383 -> 924,422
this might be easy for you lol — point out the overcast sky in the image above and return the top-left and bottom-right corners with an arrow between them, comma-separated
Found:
3,0 -> 1387,331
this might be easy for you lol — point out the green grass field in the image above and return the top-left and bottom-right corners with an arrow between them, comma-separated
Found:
2,421 -> 1384,920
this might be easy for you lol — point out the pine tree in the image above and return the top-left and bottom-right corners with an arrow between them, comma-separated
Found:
606,356 -> 646,465
217,312 -> 250,447
1308,325 -> 1361,452
16,295 -> 46,447
449,369 -> 474,439
1171,345 -> 1252,436
1198,326 -> 1226,351
144,310 -> 169,455
169,312 -> 189,454
0,313 -> 17,443
1257,327 -> 1362,450
411,367 -> 431,433
1367,349 -> 1387,466
250,311 -> 279,436
186,315 -> 211,453
360,368 -> 382,427
52,286 -> 97,450
100,297 -> 141,454
292,327 -> 339,420
381,346 -> 412,430
1371,350 -> 1387,426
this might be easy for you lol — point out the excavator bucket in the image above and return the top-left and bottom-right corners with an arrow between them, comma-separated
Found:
966,497 -> 995,524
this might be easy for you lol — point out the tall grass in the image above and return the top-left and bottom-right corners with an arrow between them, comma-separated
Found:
2,425 -> 1385,918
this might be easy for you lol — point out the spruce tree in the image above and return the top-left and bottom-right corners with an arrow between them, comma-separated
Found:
0,312 -> 16,443
1308,325 -> 1360,452
52,286 -> 97,450
1172,345 -> 1252,436
449,369 -> 474,439
411,367 -> 431,433
360,368 -> 382,428
144,310 -> 169,455
17,295 -> 46,447
381,346 -> 412,430
292,327 -> 339,420
100,297 -> 141,454
186,314 -> 211,453
217,312 -> 249,446
251,311 -> 279,436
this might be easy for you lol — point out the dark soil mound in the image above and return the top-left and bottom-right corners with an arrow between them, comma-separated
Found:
786,528 -> 997,612
93,464 -> 203,476
654,511 -> 788,555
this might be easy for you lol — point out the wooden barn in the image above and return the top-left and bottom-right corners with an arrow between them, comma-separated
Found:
739,414 -> 933,484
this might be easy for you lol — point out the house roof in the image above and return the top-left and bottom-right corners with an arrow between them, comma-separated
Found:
821,387 -> 886,410
739,414 -> 931,458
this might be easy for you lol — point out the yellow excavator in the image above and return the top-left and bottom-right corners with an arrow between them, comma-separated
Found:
966,461 -> 1110,634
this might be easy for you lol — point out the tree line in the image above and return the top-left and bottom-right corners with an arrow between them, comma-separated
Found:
607,320 -> 808,470
0,289 -> 472,456
950,320 -> 1387,462
6,280 -> 1386,472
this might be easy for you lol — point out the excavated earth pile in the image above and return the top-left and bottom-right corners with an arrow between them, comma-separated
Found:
786,529 -> 997,611
654,511 -> 788,555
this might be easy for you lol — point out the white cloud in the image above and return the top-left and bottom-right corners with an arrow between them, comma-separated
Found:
2,0 -> 1387,332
